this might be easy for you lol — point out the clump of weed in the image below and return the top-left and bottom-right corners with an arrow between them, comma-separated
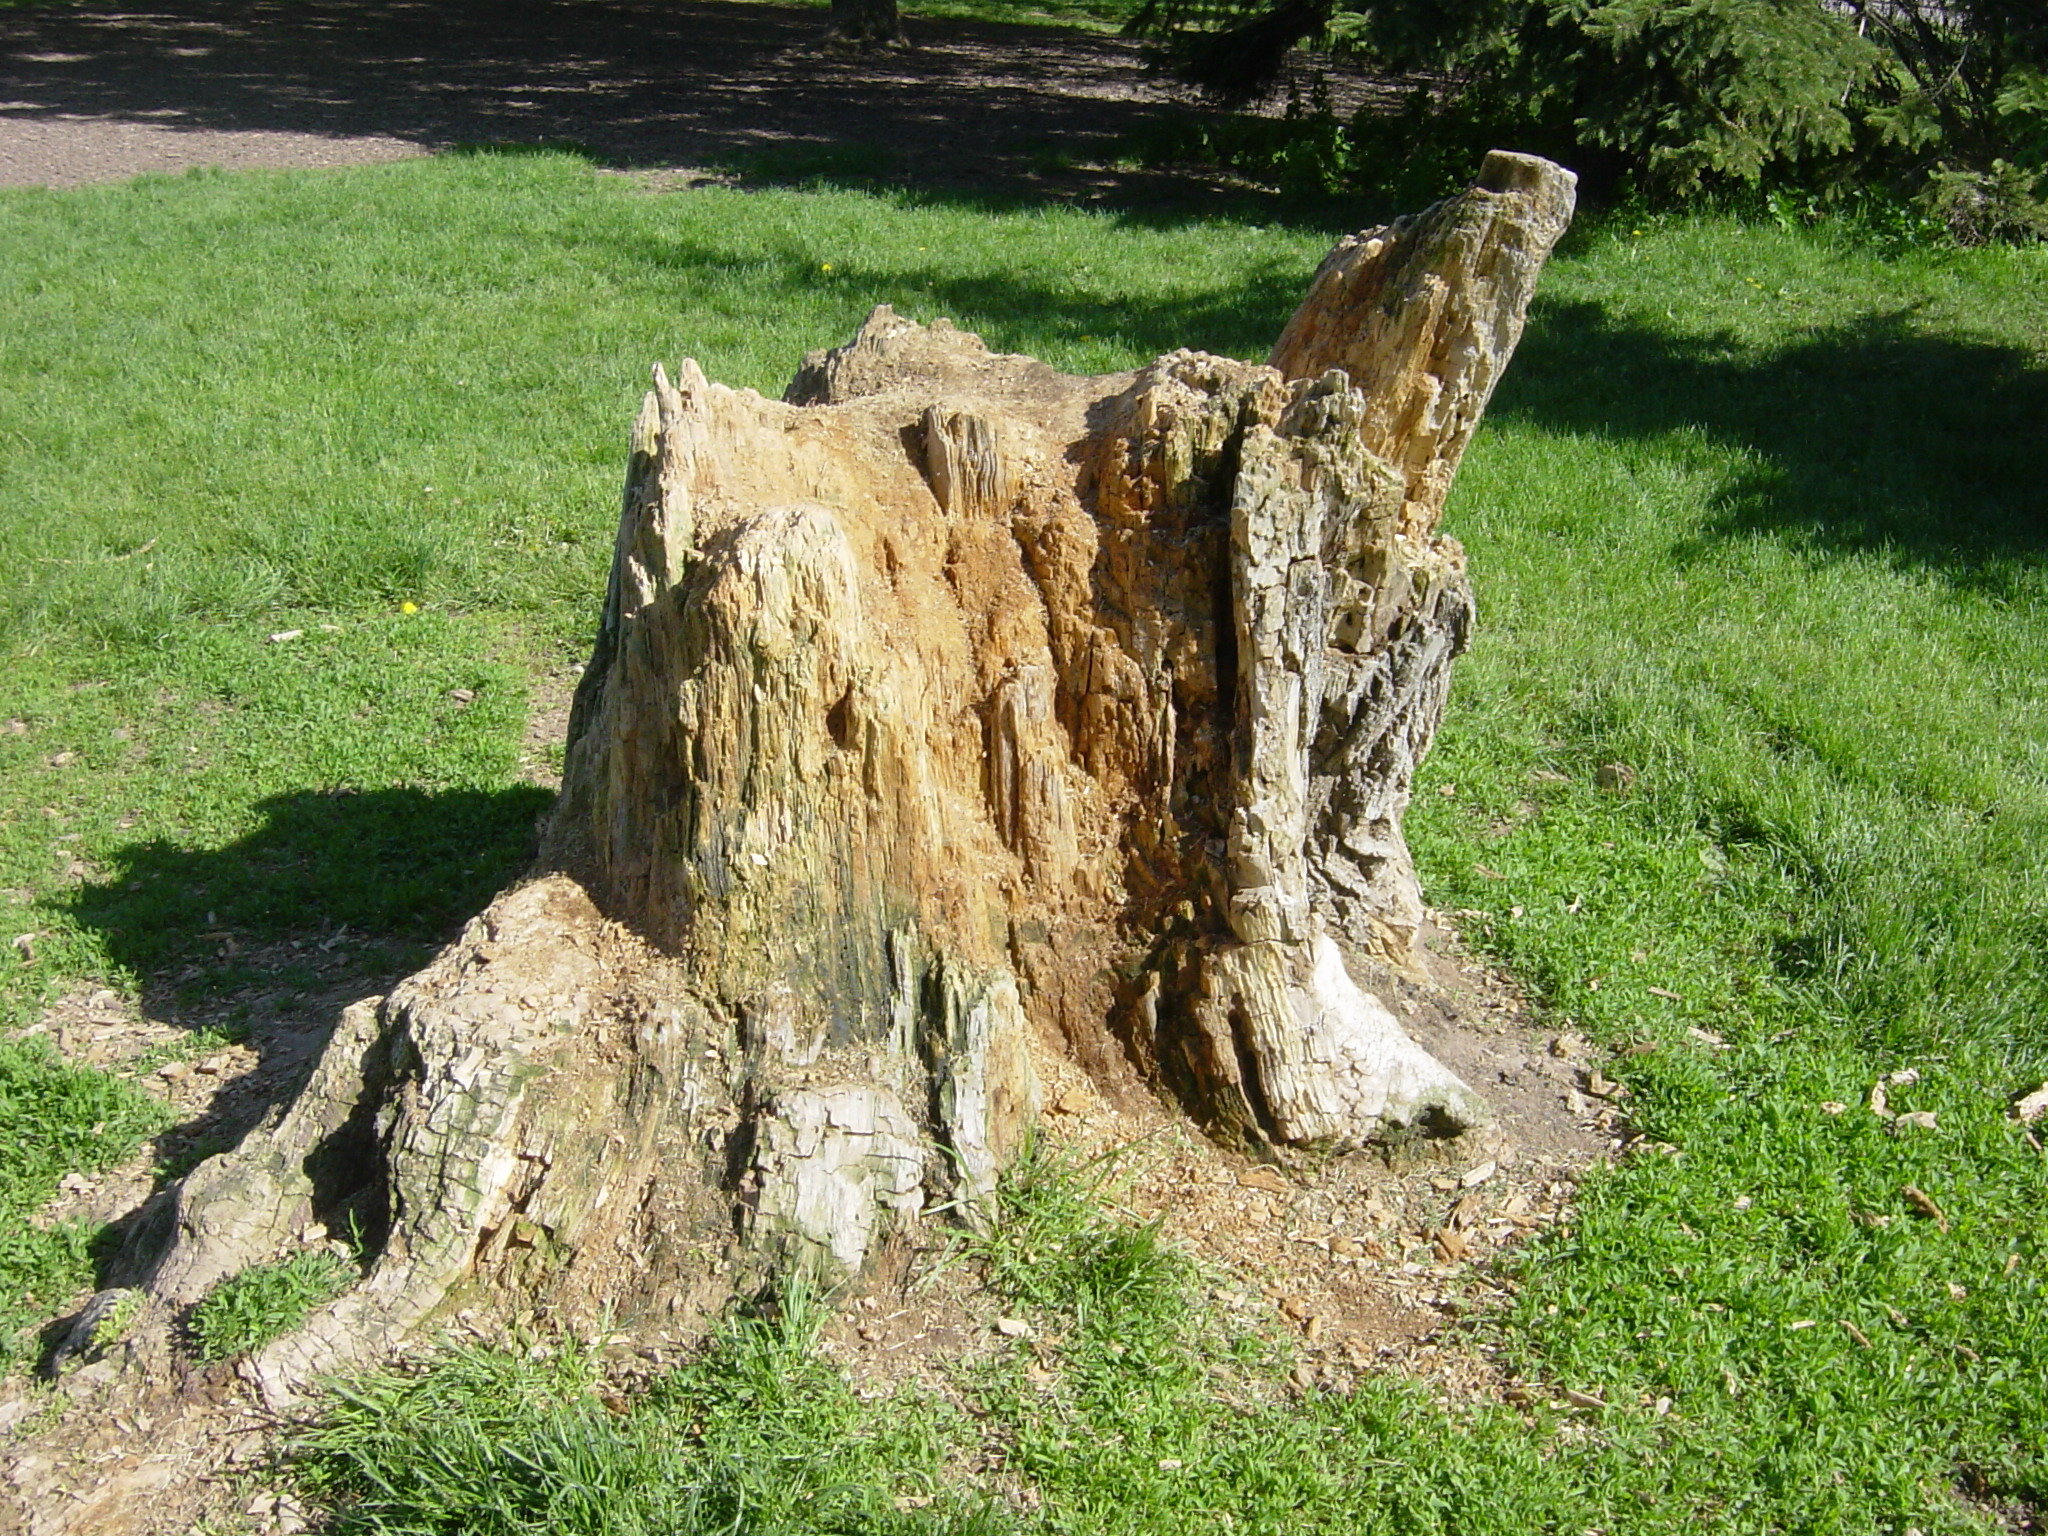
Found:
970,1141 -> 1192,1332
0,1036 -> 169,1371
189,1248 -> 356,1362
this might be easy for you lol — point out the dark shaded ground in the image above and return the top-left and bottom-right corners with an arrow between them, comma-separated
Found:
0,0 -> 1380,200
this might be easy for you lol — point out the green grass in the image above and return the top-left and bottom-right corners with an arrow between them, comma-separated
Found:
0,150 -> 2044,1527
1397,212 -> 2048,1527
189,1247 -> 357,1362
296,1289 -> 1000,1536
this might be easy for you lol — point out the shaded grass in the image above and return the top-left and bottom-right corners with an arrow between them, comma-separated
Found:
0,152 -> 2044,1527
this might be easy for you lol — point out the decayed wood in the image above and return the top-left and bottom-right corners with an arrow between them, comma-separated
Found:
105,153 -> 1576,1403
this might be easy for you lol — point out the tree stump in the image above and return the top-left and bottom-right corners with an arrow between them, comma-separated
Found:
106,152 -> 1575,1404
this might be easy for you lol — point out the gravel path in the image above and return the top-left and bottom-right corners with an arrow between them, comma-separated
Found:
1,0 -> 1209,195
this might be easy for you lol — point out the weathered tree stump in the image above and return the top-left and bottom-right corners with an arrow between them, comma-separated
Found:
105,152 -> 1575,1404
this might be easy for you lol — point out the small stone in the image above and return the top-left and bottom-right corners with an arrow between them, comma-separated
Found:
1459,1160 -> 1497,1188
2013,1081 -> 2048,1124
995,1317 -> 1031,1338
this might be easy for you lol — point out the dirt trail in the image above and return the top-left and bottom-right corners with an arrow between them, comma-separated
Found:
0,0 -> 1247,195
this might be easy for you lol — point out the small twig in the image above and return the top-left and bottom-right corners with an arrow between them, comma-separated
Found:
1901,1183 -> 1949,1232
33,538 -> 157,567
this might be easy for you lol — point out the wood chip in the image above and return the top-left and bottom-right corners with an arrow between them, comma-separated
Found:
1562,1387 -> 1608,1410
1459,1160 -> 1497,1189
1236,1166 -> 1291,1196
1840,1321 -> 1873,1349
1647,986 -> 1683,1002
1900,1184 -> 1949,1231
2013,1082 -> 2048,1124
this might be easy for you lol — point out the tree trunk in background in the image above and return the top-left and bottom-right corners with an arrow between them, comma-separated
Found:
826,0 -> 906,46
104,152 -> 1576,1405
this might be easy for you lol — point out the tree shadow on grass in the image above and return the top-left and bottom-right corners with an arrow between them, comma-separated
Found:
1497,299 -> 2048,592
68,785 -> 554,983
60,784 -> 552,1233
